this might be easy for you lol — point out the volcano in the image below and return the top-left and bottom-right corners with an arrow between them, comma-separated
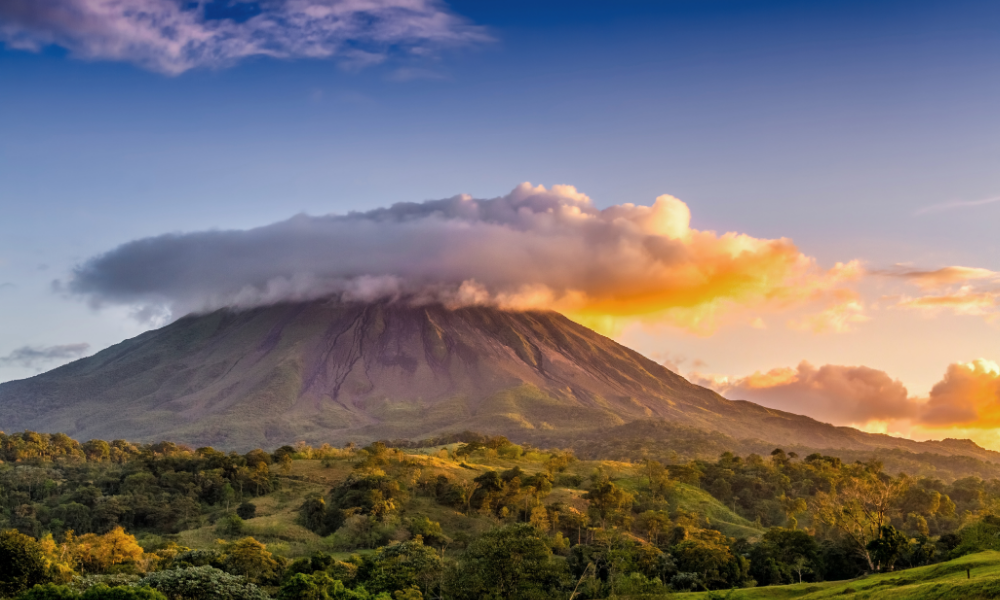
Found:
1,300 -> 997,459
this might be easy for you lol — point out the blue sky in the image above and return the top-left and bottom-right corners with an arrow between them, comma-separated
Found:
2,0 -> 1000,442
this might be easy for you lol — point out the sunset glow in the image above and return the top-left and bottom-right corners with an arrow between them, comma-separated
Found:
3,0 -> 1000,450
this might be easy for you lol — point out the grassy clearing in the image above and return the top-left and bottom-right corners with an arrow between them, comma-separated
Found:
670,484 -> 762,539
675,551 -> 1000,600
169,450 -> 762,559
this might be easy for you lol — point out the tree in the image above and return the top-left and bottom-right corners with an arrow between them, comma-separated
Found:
236,502 -> 257,520
672,536 -> 749,590
636,511 -> 671,546
82,440 -> 111,462
221,484 -> 237,513
529,506 -> 550,531
405,517 -> 449,548
299,496 -> 330,533
0,530 -> 50,597
641,460 -> 675,499
37,534 -> 76,583
277,573 -> 334,600
560,508 -> 590,545
360,537 -> 443,595
449,524 -> 564,600
393,587 -> 423,600
139,565 -> 271,600
584,482 -> 633,529
219,537 -> 280,584
866,525 -> 908,572
81,586 -> 168,600
749,528 -> 819,585
216,514 -> 244,537
814,472 -> 905,571
13,583 -> 78,600
72,527 -> 144,572
778,495 -> 807,529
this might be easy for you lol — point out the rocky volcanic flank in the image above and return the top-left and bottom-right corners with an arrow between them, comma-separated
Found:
1,300 -> 998,460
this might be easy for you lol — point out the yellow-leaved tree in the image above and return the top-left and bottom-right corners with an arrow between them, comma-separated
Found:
73,526 -> 144,572
37,533 -> 76,581
219,537 -> 281,584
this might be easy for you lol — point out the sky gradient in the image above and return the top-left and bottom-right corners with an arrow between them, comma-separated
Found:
2,0 -> 999,446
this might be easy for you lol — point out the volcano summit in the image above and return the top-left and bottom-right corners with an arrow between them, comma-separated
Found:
0,300 -> 997,460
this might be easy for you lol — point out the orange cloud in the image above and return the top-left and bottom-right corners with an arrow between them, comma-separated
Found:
72,182 -> 862,334
697,358 -> 1000,449
893,266 -> 998,290
549,192 -> 855,331
884,264 -> 1000,323
787,294 -> 868,334
919,359 -> 1000,428
695,361 -> 916,426
896,288 -> 998,317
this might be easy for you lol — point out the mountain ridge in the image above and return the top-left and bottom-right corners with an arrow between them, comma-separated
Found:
0,299 -> 997,461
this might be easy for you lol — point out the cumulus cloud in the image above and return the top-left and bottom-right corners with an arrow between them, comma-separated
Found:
0,0 -> 488,74
919,359 -> 1000,428
0,343 -> 91,368
694,361 -> 917,426
66,182 -> 859,332
697,358 -> 1000,442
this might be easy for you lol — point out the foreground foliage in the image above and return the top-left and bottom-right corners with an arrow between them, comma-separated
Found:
5,430 -> 1000,598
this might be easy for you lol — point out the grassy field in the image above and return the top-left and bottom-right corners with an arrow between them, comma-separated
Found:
163,449 -> 762,559
149,451 -> 1000,600
675,551 -> 1000,600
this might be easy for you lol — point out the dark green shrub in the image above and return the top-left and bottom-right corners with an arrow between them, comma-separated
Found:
138,566 -> 270,600
236,503 -> 257,520
1,529 -> 50,597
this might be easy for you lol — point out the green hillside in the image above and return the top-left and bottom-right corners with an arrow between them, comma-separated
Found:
9,430 -> 1000,599
164,449 -> 763,559
676,551 -> 1000,600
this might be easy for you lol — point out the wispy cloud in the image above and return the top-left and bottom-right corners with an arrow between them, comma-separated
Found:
895,287 -> 1000,320
914,196 -> 1000,216
387,66 -> 450,81
0,343 -> 91,368
787,294 -> 868,334
876,264 -> 1000,322
0,0 -> 489,75
881,265 -> 999,290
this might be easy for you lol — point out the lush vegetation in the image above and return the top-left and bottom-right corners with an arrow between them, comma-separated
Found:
6,430 -> 1000,599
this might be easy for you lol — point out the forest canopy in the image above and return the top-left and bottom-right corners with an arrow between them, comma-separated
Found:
3,430 -> 1000,599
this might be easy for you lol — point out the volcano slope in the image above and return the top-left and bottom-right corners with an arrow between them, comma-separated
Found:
0,300 -> 997,459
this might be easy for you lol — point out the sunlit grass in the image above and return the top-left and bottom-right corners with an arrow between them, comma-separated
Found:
675,551 -> 1000,600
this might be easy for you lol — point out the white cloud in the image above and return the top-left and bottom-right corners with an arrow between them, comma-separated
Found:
67,182 -> 858,332
914,196 -> 1000,216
